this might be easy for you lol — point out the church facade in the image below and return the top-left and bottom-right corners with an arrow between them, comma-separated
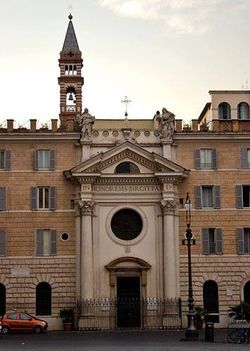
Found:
0,15 -> 250,330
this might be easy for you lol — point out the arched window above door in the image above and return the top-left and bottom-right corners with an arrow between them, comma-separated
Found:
115,162 -> 140,174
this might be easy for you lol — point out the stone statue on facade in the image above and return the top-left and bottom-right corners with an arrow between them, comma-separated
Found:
78,108 -> 95,140
154,108 -> 175,139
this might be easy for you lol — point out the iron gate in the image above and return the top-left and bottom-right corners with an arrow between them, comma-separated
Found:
76,298 -> 182,330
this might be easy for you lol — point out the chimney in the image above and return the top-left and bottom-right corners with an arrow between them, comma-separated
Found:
192,120 -> 198,132
30,119 -> 37,132
175,119 -> 182,132
7,119 -> 14,132
51,119 -> 58,132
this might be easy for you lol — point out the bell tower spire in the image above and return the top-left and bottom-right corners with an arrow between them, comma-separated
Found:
58,14 -> 83,130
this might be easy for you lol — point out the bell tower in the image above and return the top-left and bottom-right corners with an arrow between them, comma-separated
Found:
58,14 -> 83,130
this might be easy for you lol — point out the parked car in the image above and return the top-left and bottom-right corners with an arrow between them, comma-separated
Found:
0,312 -> 47,334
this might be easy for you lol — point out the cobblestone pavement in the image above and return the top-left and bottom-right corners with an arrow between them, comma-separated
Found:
0,329 -> 249,351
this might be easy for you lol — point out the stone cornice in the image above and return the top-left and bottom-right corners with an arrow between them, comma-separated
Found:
95,177 -> 160,185
0,133 -> 80,142
174,133 -> 250,141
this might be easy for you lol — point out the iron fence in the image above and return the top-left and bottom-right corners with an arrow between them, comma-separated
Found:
76,298 -> 182,330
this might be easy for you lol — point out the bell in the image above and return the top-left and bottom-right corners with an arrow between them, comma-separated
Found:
68,92 -> 74,101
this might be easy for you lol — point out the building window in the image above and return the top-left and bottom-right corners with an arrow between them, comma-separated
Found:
218,102 -> 231,120
30,187 -> 56,210
202,228 -> 222,255
235,185 -> 250,208
203,280 -> 219,313
240,149 -> 250,169
0,229 -> 6,256
0,150 -> 10,170
238,102 -> 250,120
194,185 -> 221,209
237,228 -> 250,254
111,209 -> 143,240
34,150 -> 55,171
0,283 -> 6,316
115,162 -> 140,174
36,282 -> 51,315
36,229 -> 56,256
194,149 -> 217,170
0,187 -> 6,211
244,281 -> 250,304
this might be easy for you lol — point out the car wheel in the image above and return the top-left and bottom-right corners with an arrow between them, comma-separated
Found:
2,326 -> 8,334
33,326 -> 42,334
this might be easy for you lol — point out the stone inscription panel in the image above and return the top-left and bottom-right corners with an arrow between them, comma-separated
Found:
94,185 -> 162,193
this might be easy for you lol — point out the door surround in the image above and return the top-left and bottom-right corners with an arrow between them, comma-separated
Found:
105,256 -> 151,299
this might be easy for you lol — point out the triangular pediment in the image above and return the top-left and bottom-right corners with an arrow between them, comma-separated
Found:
65,141 -> 188,180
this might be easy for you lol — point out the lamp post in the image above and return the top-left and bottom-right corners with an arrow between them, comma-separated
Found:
182,192 -> 199,341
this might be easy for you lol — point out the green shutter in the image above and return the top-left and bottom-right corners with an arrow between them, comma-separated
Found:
202,228 -> 210,254
0,187 -> 6,211
50,230 -> 57,255
34,150 -> 39,170
213,186 -> 221,209
240,149 -> 248,168
235,185 -> 243,209
237,228 -> 244,255
212,149 -> 217,169
30,187 -> 37,210
0,229 -> 6,256
49,187 -> 56,210
36,230 -> 44,256
194,186 -> 202,209
5,150 -> 11,170
215,228 -> 223,254
194,149 -> 201,169
50,150 -> 55,171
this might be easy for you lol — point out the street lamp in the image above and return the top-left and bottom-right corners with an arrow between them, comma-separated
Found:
182,192 -> 199,341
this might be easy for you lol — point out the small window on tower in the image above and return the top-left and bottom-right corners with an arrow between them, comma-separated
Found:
74,65 -> 77,75
65,65 -> 69,75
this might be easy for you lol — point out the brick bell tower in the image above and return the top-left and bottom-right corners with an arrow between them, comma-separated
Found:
58,14 -> 83,130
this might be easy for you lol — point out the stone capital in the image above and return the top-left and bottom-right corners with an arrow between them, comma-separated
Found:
160,199 -> 178,215
78,200 -> 95,216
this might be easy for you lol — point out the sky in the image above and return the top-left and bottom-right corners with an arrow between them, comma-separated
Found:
1,0 -> 250,126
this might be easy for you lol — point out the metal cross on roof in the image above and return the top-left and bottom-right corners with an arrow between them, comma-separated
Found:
121,96 -> 131,118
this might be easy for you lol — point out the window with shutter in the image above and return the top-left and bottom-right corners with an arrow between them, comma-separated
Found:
35,150 -> 55,171
0,150 -> 10,170
240,149 -> 250,169
202,228 -> 223,255
236,228 -> 250,254
196,185 -> 221,209
0,229 -> 6,256
36,229 -> 57,256
199,149 -> 216,169
31,187 -> 56,210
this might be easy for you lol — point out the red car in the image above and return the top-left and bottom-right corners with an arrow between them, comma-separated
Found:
0,312 -> 47,334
